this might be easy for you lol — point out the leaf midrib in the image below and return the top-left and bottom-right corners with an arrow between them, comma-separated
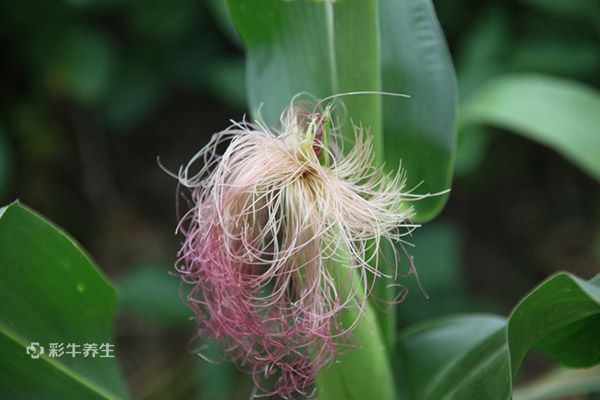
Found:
324,1 -> 338,94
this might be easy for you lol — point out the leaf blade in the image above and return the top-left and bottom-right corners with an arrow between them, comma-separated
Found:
379,0 -> 458,221
460,74 -> 600,181
396,272 -> 600,399
0,202 -> 129,399
226,0 -> 382,143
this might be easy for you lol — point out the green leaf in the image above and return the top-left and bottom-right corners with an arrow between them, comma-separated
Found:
396,272 -> 600,399
226,0 -> 382,148
376,0 -> 457,347
508,273 -> 600,370
460,74 -> 600,181
379,0 -> 457,221
226,0 -> 457,221
0,202 -> 129,399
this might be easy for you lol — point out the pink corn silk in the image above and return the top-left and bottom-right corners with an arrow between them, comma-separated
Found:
174,107 -> 416,398
177,192 -> 351,398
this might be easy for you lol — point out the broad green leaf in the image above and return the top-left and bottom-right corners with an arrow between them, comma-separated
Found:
226,0 -> 457,221
375,0 -> 457,347
397,272 -> 600,399
379,0 -> 457,221
461,74 -> 600,181
508,273 -> 600,371
226,0 -> 382,150
0,202 -> 129,399
513,366 -> 600,400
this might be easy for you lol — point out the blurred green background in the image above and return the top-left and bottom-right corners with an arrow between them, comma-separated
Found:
0,0 -> 598,399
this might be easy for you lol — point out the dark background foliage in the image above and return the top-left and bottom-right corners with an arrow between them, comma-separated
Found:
0,0 -> 598,398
